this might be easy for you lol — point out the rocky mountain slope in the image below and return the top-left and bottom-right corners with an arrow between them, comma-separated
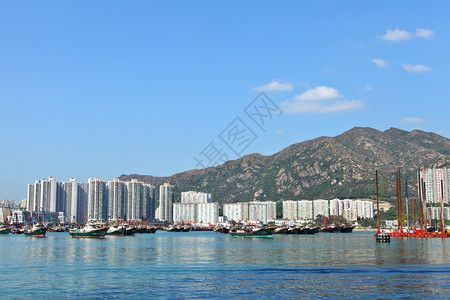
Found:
119,127 -> 450,203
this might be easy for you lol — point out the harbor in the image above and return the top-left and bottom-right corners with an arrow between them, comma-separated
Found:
1,230 -> 450,298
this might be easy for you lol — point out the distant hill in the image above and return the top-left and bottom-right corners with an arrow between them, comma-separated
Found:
119,127 -> 450,203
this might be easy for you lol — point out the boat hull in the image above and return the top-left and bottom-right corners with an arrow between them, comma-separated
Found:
215,227 -> 230,234
286,227 -> 299,234
146,227 -> 157,233
0,229 -> 11,235
297,227 -> 308,235
124,228 -> 136,236
24,228 -> 47,237
106,228 -> 126,236
274,227 -> 288,234
69,228 -> 108,238
307,227 -> 320,234
230,228 -> 274,238
341,226 -> 354,233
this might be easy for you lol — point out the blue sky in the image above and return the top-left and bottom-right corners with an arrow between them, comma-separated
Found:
1,1 -> 449,201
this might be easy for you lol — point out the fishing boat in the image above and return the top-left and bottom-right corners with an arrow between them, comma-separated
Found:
319,226 -> 335,233
0,225 -> 11,235
229,226 -> 274,238
69,224 -> 108,238
340,224 -> 355,233
48,226 -> 66,232
145,226 -> 157,233
307,226 -> 320,234
215,226 -> 230,234
106,225 -> 126,236
123,224 -> 136,236
10,227 -> 24,234
165,225 -> 180,232
24,224 -> 47,237
297,227 -> 308,235
274,227 -> 288,234
286,226 -> 299,234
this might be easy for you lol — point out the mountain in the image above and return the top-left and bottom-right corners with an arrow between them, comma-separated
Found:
119,127 -> 450,203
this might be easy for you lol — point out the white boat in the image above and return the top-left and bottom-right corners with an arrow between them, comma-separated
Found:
69,224 -> 108,238
106,225 -> 126,236
24,224 -> 47,237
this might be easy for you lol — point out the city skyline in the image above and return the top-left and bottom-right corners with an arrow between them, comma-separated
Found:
1,1 -> 449,201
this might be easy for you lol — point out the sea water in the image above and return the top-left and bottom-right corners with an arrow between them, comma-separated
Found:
1,231 -> 450,299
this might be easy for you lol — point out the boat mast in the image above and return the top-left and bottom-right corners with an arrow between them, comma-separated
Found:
405,179 -> 409,232
441,180 -> 445,233
398,168 -> 403,232
412,197 -> 416,233
418,169 -> 424,232
396,171 -> 399,231
343,206 -> 346,226
376,170 -> 380,234
422,178 -> 428,232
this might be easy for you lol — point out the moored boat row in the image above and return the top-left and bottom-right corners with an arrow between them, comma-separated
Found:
274,226 -> 321,235
0,222 -> 159,238
229,226 -> 275,238
319,224 -> 354,233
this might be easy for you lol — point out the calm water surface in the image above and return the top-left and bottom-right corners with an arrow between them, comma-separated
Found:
1,231 -> 450,299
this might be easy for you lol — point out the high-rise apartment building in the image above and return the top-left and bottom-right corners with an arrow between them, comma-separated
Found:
142,184 -> 156,221
173,203 -> 197,223
27,182 -> 36,211
282,199 -> 373,222
88,178 -> 107,222
329,198 -> 343,217
25,177 -> 158,223
63,178 -> 78,223
127,179 -> 142,221
39,177 -> 57,212
181,191 -> 212,204
197,203 -> 219,224
108,178 -> 127,221
420,168 -> 450,204
313,199 -> 329,218
173,201 -> 219,224
26,177 -> 57,213
223,201 -> 275,224
223,203 -> 245,223
429,206 -> 450,220
298,200 -> 313,220
282,200 -> 298,220
159,183 -> 174,222
77,182 -> 88,222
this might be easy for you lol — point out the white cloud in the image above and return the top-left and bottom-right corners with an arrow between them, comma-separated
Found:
280,86 -> 363,114
379,28 -> 412,42
253,81 -> 294,92
363,85 -> 373,91
372,59 -> 388,68
401,63 -> 432,73
318,100 -> 364,113
416,28 -> 434,39
400,117 -> 431,124
274,129 -> 284,135
294,86 -> 341,101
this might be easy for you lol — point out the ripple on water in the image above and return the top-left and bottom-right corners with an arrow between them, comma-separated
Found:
1,231 -> 450,298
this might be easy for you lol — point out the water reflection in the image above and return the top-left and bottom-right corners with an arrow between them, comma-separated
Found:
1,231 -> 450,298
